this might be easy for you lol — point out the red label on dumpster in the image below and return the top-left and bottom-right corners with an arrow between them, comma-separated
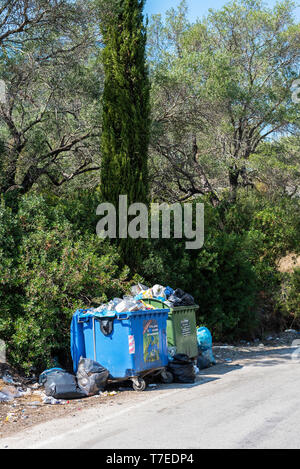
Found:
128,335 -> 135,354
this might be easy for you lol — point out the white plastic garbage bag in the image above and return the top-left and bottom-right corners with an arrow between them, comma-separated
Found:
152,284 -> 166,298
115,298 -> 144,313
130,283 -> 149,296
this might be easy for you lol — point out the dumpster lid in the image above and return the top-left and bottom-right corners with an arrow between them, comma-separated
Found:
77,309 -> 116,320
142,298 -> 199,310
76,307 -> 170,321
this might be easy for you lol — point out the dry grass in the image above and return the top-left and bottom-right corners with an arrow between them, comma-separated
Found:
277,253 -> 300,274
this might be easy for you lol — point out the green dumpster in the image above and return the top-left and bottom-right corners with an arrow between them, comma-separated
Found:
144,299 -> 198,359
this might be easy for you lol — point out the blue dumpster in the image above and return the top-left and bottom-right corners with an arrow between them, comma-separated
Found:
71,308 -> 170,391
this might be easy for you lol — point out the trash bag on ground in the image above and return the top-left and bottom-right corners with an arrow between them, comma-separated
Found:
197,349 -> 216,370
39,368 -> 86,400
196,327 -> 216,368
76,358 -> 109,396
197,327 -> 212,350
167,353 -> 196,383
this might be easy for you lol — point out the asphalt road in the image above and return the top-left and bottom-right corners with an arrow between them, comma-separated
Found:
1,347 -> 300,449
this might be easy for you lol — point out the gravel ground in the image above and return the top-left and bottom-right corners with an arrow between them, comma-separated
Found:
213,329 -> 300,363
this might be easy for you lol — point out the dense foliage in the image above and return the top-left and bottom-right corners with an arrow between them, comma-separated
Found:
137,193 -> 300,340
0,194 -> 131,373
0,0 -> 299,372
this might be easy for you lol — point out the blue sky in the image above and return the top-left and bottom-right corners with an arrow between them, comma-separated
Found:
144,0 -> 300,21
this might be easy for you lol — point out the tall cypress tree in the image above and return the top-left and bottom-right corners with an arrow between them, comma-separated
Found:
100,0 -> 150,209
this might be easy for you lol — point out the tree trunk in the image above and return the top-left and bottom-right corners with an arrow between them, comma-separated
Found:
229,166 -> 240,203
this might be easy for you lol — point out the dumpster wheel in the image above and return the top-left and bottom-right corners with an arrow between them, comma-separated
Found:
132,377 -> 146,392
160,370 -> 174,384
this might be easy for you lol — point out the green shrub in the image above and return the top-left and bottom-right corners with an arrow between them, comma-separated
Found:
139,206 -> 259,341
0,194 -> 131,373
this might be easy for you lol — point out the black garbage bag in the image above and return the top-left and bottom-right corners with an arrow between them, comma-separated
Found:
197,353 -> 213,370
167,354 -> 195,384
39,369 -> 86,400
180,293 -> 195,306
196,346 -> 216,370
168,290 -> 195,307
76,358 -> 109,396
167,294 -> 183,307
174,288 -> 185,298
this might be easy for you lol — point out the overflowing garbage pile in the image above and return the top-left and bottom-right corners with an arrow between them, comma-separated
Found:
81,283 -> 197,318
1,283 -> 212,415
68,283 -> 200,388
130,283 -> 196,307
90,296 -> 155,316
0,279 -> 217,433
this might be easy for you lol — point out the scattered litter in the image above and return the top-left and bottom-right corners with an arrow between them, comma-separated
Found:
0,386 -> 23,400
5,413 -> 16,423
214,345 -> 235,350
26,401 -> 41,406
42,396 -> 65,405
0,391 -> 13,402
31,383 -> 41,389
2,374 -> 15,385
